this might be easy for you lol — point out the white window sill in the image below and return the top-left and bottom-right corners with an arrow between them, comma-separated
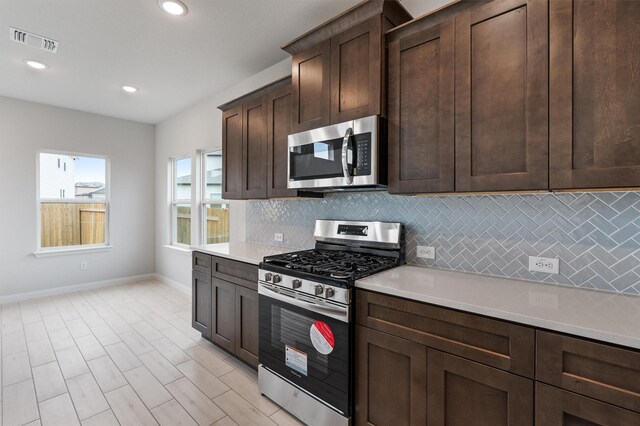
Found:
163,245 -> 192,255
33,245 -> 114,258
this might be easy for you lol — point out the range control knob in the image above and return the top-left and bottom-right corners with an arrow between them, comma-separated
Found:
292,279 -> 302,289
325,288 -> 335,298
272,274 -> 282,284
314,285 -> 324,296
264,273 -> 273,282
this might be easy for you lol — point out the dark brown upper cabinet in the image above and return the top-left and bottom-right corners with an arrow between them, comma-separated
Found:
455,0 -> 548,192
241,96 -> 268,199
291,41 -> 331,133
222,106 -> 243,199
549,0 -> 640,190
330,17 -> 382,124
267,84 -> 297,198
221,78 -> 301,200
387,20 -> 455,194
283,0 -> 412,133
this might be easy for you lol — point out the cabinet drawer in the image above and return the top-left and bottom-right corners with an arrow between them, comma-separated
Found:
212,256 -> 258,290
535,382 -> 640,425
536,331 -> 640,412
192,252 -> 212,273
355,289 -> 534,377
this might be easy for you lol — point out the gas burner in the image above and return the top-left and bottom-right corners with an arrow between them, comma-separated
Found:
263,248 -> 399,281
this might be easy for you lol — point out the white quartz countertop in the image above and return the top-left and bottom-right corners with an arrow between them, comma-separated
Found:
190,242 -> 300,265
356,265 -> 640,350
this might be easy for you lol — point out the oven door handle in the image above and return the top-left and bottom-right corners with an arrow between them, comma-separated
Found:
341,127 -> 354,185
259,284 -> 349,323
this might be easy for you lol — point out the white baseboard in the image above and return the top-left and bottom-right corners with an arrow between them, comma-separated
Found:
153,273 -> 191,295
0,273 -> 156,304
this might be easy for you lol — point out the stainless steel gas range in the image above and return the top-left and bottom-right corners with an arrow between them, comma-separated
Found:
257,220 -> 404,425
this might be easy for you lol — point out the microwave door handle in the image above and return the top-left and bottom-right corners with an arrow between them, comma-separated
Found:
259,284 -> 349,323
341,127 -> 354,184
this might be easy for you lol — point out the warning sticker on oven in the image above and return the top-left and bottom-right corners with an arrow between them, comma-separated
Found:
285,345 -> 308,376
310,321 -> 335,355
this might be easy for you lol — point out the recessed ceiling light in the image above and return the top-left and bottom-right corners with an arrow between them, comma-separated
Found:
158,0 -> 188,15
122,85 -> 138,93
25,59 -> 48,70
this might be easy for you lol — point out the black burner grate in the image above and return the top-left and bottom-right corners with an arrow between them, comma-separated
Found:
263,249 -> 398,280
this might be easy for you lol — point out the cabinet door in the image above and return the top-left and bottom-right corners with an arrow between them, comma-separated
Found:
192,271 -> 211,339
549,0 -> 640,189
266,85 -> 297,198
330,17 -> 382,123
427,350 -> 533,426
355,326 -> 427,426
235,286 -> 258,368
211,278 -> 236,352
222,105 -> 243,199
536,383 -> 640,426
455,0 -> 548,191
291,41 -> 331,133
241,96 -> 268,199
388,21 -> 455,194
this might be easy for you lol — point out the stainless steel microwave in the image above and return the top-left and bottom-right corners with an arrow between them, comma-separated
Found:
287,115 -> 387,191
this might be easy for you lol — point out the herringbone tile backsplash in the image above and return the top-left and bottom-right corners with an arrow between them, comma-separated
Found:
246,191 -> 640,295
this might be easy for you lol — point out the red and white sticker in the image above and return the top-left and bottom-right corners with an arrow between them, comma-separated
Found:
310,321 -> 335,355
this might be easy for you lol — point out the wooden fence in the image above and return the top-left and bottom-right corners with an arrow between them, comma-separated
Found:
41,203 -> 106,248
176,206 -> 230,245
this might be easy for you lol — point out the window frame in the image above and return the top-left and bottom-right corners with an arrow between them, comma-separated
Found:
36,149 -> 111,253
170,156 -> 193,247
201,149 -> 229,245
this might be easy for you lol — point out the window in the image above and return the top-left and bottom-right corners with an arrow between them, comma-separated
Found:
202,150 -> 229,244
38,152 -> 109,250
172,157 -> 192,246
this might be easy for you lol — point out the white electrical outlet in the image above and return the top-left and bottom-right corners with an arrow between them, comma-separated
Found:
528,256 -> 560,274
274,233 -> 284,242
80,261 -> 88,270
417,246 -> 436,260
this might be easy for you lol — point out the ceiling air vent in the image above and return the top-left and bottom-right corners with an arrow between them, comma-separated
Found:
9,27 -> 59,53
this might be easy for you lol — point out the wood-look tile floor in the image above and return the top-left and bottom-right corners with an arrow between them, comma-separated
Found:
0,280 -> 304,426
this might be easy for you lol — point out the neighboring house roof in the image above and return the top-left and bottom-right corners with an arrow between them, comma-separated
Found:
75,182 -> 104,188
177,175 -> 191,185
177,172 -> 222,185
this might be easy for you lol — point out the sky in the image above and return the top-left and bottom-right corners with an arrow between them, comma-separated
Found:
176,157 -> 191,179
74,156 -> 106,184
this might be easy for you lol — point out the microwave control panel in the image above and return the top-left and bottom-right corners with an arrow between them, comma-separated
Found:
354,133 -> 371,176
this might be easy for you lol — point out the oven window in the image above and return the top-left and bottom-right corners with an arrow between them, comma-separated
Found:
259,294 -> 352,415
274,307 -> 329,375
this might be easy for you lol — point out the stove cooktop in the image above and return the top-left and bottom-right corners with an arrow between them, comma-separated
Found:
262,249 -> 399,280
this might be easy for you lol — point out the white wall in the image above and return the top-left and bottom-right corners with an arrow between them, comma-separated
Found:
0,96 -> 156,298
155,58 -> 291,288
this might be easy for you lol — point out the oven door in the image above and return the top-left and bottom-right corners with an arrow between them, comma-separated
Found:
287,115 -> 377,189
258,283 -> 352,415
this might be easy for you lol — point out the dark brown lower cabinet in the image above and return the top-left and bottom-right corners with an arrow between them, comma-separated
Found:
427,350 -> 533,425
235,285 -> 259,367
192,252 -> 259,369
191,271 -> 211,340
355,325 -> 427,426
535,383 -> 640,426
211,278 -> 236,352
355,324 -> 533,426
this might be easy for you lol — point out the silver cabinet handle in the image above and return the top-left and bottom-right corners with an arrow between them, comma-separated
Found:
259,284 -> 349,323
341,127 -> 354,184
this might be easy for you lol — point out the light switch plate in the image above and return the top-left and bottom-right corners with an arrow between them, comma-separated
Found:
274,233 -> 284,242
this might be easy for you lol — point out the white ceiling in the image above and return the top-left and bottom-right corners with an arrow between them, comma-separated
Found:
0,0 -> 447,124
